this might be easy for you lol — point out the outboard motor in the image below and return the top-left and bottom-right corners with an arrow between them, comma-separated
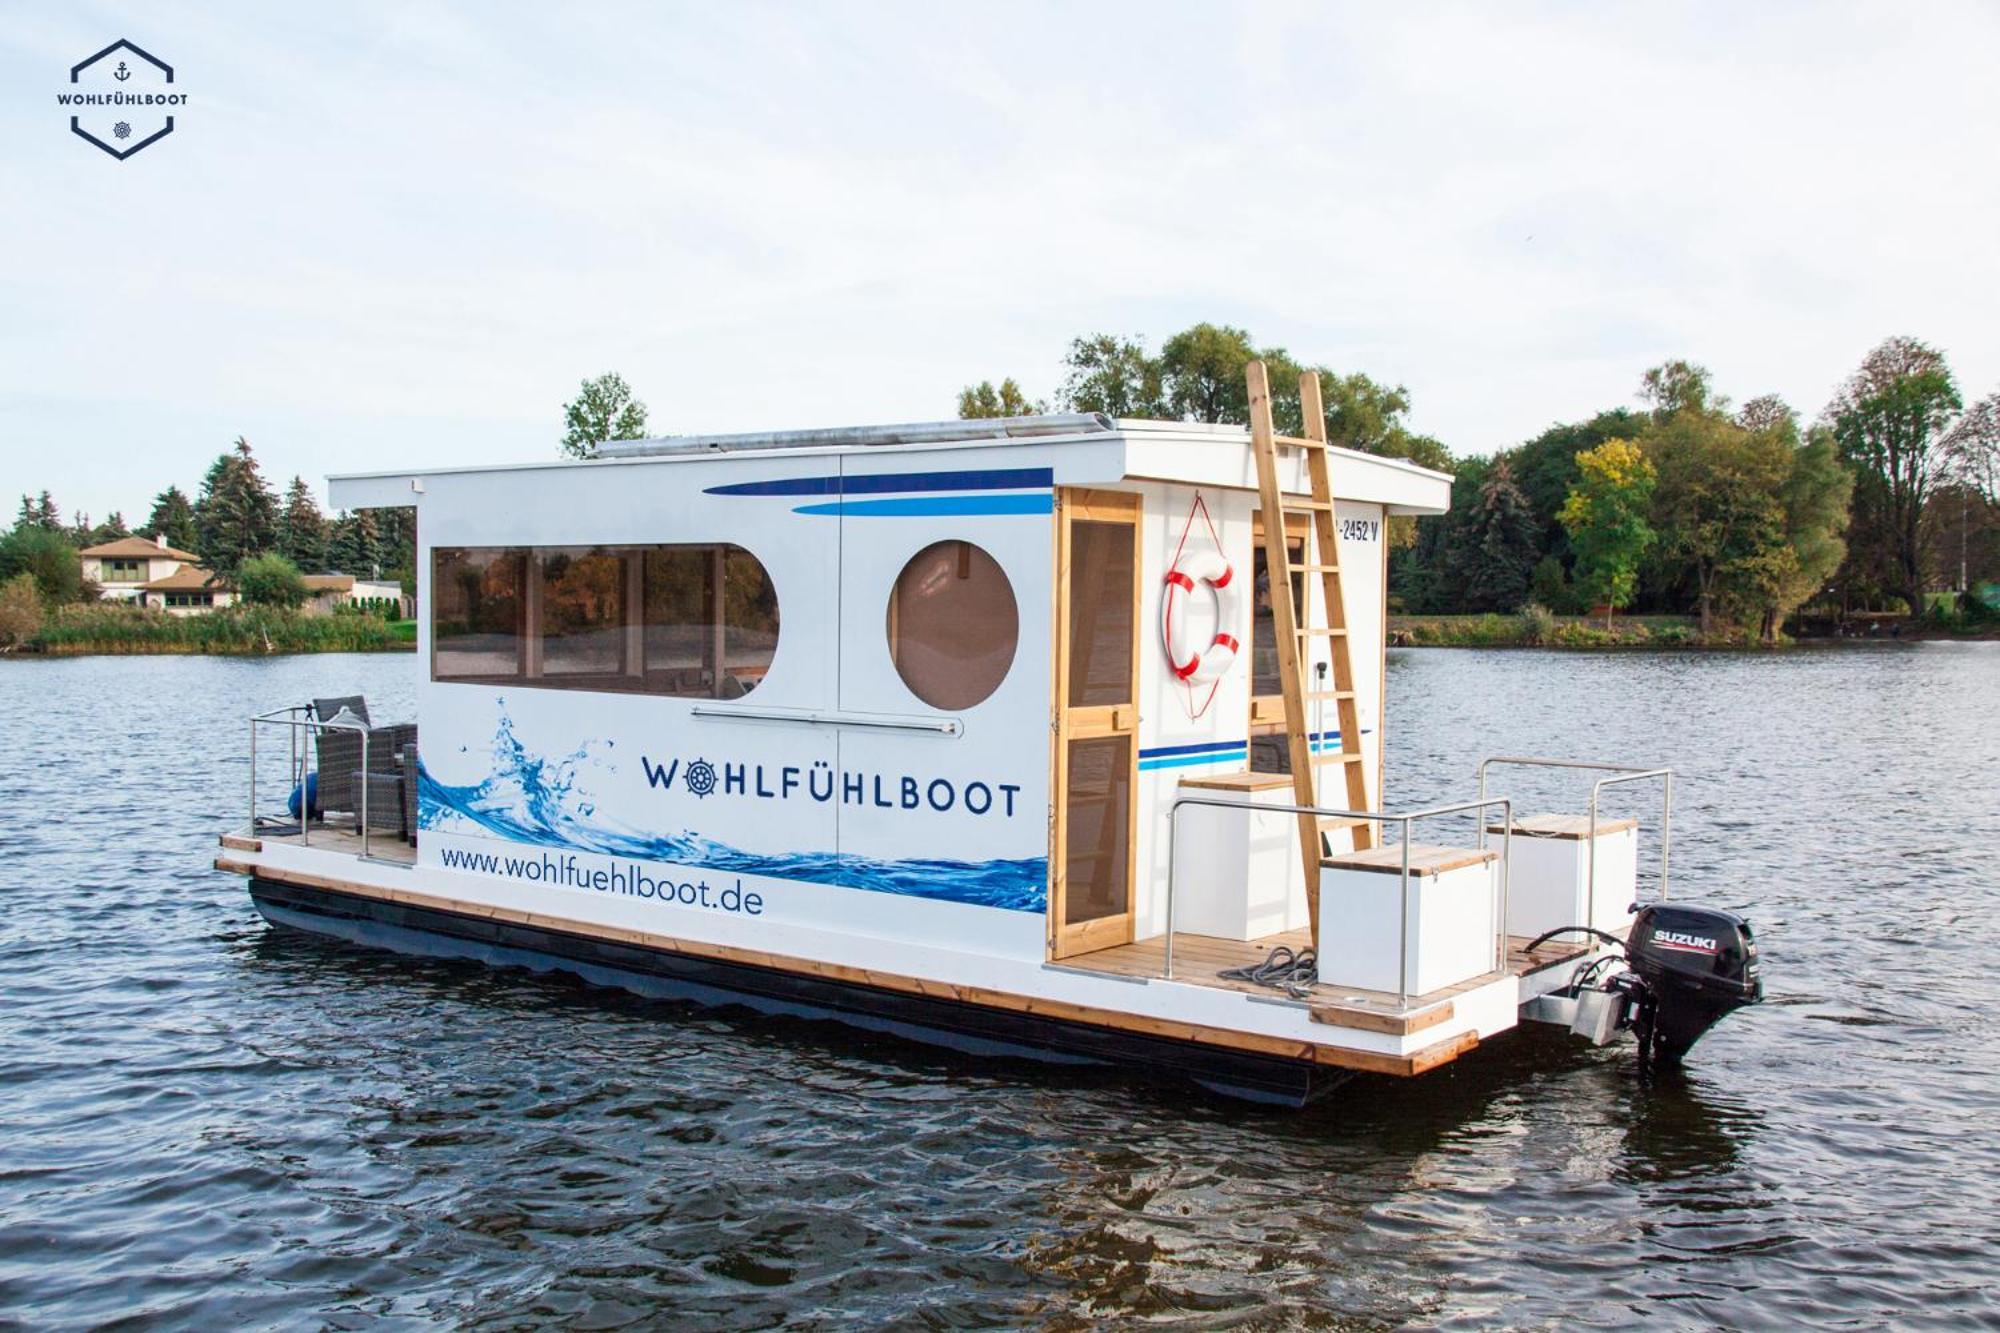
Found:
1624,903 -> 1761,1066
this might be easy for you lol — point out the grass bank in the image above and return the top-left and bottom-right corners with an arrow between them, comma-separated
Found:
27,603 -> 413,655
1388,612 -> 1733,648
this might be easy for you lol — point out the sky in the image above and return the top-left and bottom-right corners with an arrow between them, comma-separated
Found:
3,1 -> 1997,524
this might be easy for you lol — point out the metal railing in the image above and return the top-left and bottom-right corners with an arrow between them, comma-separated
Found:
1475,756 -> 1674,928
249,705 -> 382,860
1163,792 -> 1513,1007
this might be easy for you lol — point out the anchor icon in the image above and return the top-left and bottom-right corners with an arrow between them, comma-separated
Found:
114,60 -> 131,80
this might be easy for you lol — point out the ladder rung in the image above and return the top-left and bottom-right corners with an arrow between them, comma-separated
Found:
1318,815 -> 1371,834
1293,563 -> 1340,574
1274,434 -> 1327,450
1312,751 -> 1368,765
1303,689 -> 1355,701
1296,626 -> 1348,637
1285,499 -> 1336,512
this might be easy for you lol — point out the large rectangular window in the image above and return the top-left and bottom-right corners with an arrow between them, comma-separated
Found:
103,559 -> 144,583
431,544 -> 777,697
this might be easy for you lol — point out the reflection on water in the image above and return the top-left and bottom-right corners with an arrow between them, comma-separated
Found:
1,647 -> 1996,1326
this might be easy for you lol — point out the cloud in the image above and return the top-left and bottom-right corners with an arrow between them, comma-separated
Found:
2,1 -> 1996,520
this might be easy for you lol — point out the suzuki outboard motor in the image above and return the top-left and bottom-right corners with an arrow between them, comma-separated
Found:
1625,903 -> 1762,1066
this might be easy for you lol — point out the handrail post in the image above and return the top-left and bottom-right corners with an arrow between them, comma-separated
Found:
1397,818 -> 1412,1006
1498,798 -> 1512,973
1661,772 -> 1673,901
249,715 -> 258,833
1164,801 -> 1181,980
359,726 -> 370,860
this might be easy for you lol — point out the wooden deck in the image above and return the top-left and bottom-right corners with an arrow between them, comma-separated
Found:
242,824 -> 417,864
1064,928 -> 1600,1034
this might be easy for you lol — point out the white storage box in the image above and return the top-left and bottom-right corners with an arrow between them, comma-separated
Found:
1171,772 -> 1310,941
1487,813 -> 1638,940
1317,843 -> 1498,996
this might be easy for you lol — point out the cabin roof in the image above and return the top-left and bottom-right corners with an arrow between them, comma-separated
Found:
327,414 -> 1455,515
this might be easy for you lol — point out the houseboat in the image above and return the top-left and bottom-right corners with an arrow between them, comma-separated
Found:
216,365 -> 1759,1104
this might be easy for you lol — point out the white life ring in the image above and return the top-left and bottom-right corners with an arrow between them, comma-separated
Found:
1162,549 -> 1240,683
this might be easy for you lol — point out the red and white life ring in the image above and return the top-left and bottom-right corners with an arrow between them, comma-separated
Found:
1162,550 -> 1240,684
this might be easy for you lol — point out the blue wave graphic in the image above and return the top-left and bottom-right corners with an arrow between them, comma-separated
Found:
418,704 -> 1048,913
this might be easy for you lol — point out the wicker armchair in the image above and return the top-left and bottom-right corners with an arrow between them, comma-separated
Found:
350,722 -> 417,838
312,697 -> 372,820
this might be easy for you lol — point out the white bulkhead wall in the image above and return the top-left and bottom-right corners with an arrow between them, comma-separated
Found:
1127,480 -> 1387,942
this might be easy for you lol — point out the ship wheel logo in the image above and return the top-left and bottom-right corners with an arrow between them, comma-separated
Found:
683,757 -> 718,798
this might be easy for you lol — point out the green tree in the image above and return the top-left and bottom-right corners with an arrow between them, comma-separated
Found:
1510,410 -> 1647,553
1559,439 -> 1657,626
560,372 -> 649,459
1826,337 -> 1962,613
16,492 -> 62,532
86,512 -> 129,545
1640,360 -> 1722,418
0,525 -> 85,604
375,507 -> 417,582
328,509 -> 380,576
146,485 -> 199,551
278,476 -> 328,572
1159,323 -> 1259,423
195,437 -> 279,574
236,552 -> 309,608
956,378 -> 1044,418
1458,457 -> 1541,611
0,572 -> 40,649
1749,426 -> 1853,639
1057,335 -> 1164,417
1639,375 -> 1791,633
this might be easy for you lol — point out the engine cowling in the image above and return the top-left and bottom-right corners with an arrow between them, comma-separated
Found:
1625,903 -> 1762,1065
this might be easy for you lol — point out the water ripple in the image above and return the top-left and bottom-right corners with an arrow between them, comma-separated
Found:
0,648 -> 1996,1327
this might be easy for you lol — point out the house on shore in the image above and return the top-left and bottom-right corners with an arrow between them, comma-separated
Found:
77,534 -> 202,601
138,563 -> 239,614
301,573 -> 411,618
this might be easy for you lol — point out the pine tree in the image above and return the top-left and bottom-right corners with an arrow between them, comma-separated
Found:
16,492 -> 63,532
87,512 -> 129,545
277,476 -> 329,572
194,437 -> 279,574
146,486 -> 199,551
1459,457 -> 1542,611
327,509 -> 381,576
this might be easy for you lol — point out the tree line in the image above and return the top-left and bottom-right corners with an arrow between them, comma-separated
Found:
960,325 -> 1999,638
1,436 -> 415,616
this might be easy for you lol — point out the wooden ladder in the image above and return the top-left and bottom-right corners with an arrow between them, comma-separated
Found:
1246,361 -> 1375,940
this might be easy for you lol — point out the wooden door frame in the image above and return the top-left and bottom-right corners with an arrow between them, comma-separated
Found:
1049,487 -> 1142,960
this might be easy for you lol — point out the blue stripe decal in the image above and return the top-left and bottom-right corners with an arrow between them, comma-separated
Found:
706,467 -> 1054,498
1134,729 -> 1373,772
1139,738 -> 1253,760
793,493 -> 1054,518
1139,748 -> 1249,772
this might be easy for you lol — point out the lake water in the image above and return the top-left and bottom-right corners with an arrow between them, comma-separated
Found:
2,647 -> 1996,1328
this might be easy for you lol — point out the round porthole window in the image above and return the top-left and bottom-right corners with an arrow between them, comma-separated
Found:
887,540 -> 1019,710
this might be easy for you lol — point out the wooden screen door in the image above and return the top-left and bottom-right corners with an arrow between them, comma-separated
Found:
1051,488 -> 1141,960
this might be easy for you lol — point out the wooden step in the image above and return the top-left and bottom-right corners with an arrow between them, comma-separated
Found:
1273,434 -> 1327,451
1302,688 -> 1354,702
1310,996 -> 1457,1036
1322,843 -> 1498,877
1294,563 -> 1340,574
1296,626 -> 1348,637
1311,751 -> 1368,766
1284,499 -> 1336,512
